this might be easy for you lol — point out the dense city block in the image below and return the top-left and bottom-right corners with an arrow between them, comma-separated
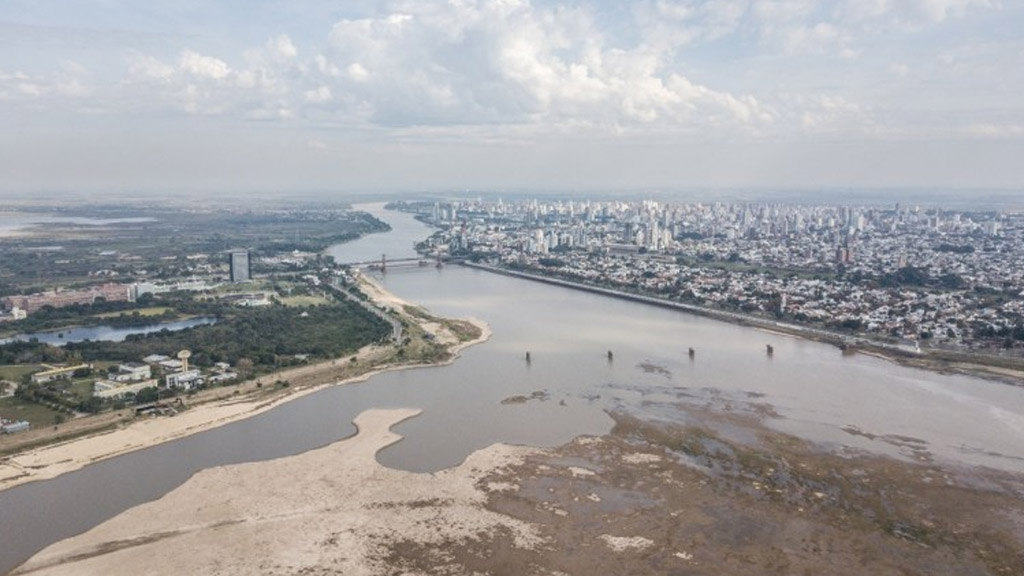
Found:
403,198 -> 1024,353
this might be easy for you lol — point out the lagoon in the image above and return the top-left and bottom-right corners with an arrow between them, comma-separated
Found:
0,317 -> 218,347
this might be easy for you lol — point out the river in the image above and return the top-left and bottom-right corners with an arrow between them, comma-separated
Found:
2,202 -> 1024,573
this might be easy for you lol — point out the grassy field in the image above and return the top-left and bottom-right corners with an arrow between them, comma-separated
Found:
280,295 -> 331,307
0,396 -> 65,427
213,281 -> 277,295
0,364 -> 40,382
95,307 -> 170,318
68,379 -> 95,400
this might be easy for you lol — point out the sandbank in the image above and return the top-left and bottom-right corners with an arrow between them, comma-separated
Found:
12,408 -> 541,575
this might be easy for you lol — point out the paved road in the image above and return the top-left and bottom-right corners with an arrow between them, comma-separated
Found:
326,280 -> 403,343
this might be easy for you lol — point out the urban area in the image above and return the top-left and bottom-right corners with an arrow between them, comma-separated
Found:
0,208 -> 392,437
404,198 -> 1024,353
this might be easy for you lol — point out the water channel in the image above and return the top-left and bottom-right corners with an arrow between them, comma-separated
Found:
3,202 -> 1024,573
0,317 -> 218,347
0,214 -> 155,237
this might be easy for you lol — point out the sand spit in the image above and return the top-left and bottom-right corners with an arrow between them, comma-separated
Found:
13,408 -> 543,576
0,277 -> 490,492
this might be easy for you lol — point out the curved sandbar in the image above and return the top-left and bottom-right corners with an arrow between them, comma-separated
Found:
12,408 -> 540,576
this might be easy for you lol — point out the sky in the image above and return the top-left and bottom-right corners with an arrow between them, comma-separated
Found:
1,0 -> 1022,193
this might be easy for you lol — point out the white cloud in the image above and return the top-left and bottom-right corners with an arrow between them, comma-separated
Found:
783,93 -> 874,133
0,0 -> 1017,151
346,62 -> 369,82
0,64 -> 91,102
306,138 -> 328,150
17,82 -> 43,97
964,123 -> 1024,138
1,0 -> 1022,191
839,0 -> 998,28
889,63 -> 910,76
128,53 -> 175,83
179,50 -> 231,80
779,21 -> 845,54
267,34 -> 298,61
315,54 -> 341,78
315,1 -> 773,130
304,86 -> 332,103
905,0 -> 996,23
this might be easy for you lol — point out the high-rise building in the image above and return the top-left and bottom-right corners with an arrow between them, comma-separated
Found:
230,250 -> 251,283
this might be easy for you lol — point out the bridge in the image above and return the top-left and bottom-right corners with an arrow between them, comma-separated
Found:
341,253 -> 449,271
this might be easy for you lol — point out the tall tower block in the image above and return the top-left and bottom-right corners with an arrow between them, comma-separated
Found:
230,250 -> 251,283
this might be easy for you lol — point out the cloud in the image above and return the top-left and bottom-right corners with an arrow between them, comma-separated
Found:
346,62 -> 369,82
267,34 -> 298,61
304,85 -> 332,103
179,50 -> 231,80
123,34 -> 308,117
313,0 -> 773,131
0,63 -> 91,101
128,53 -> 175,84
780,93 -> 875,134
0,0 -> 1017,148
888,63 -> 910,76
964,123 -> 1024,138
838,0 -> 998,28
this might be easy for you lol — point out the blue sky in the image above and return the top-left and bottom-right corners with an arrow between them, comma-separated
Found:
1,0 -> 1022,192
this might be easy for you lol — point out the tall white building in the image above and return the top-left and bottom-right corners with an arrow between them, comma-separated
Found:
230,250 -> 251,283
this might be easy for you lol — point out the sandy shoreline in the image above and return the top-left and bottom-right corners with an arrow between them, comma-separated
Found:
12,408 -> 541,576
0,276 -> 491,492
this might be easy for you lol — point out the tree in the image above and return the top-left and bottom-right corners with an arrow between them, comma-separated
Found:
135,387 -> 159,404
73,367 -> 93,378
77,396 -> 104,413
236,358 -> 254,378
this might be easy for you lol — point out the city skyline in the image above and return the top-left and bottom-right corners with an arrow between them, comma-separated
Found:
2,0 -> 1023,192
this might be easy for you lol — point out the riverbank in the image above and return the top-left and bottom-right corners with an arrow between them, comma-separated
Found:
462,262 -> 1024,386
11,408 -> 543,576
0,275 -> 490,492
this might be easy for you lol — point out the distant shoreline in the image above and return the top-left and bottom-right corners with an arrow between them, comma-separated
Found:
461,262 -> 1024,386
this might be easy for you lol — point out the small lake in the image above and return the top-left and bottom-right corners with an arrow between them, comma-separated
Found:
0,317 -> 219,346
0,213 -> 156,237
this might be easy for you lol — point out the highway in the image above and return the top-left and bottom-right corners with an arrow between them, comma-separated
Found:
326,280 -> 403,343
